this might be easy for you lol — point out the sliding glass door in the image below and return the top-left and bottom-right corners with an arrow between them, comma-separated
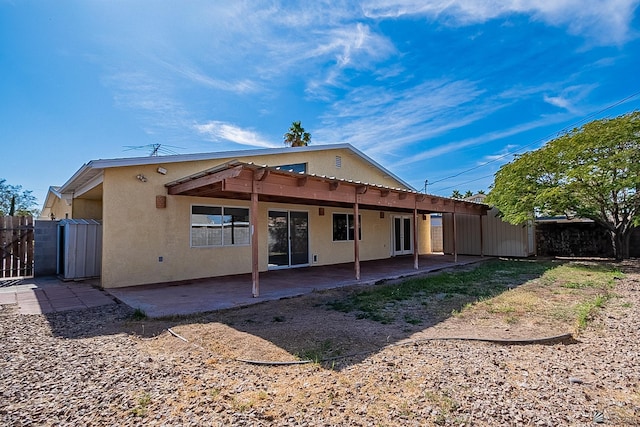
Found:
268,210 -> 309,268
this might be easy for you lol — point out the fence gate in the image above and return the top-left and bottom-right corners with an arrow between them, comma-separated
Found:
0,216 -> 34,278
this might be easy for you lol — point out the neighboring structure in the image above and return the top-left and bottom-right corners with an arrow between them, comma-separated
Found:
442,193 -> 536,258
536,216 -> 640,258
41,186 -> 72,220
430,214 -> 443,252
42,144 -> 488,292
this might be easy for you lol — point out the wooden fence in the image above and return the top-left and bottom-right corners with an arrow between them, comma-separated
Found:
0,216 -> 34,278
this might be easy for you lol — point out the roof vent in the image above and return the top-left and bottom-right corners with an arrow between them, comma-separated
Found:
335,155 -> 342,168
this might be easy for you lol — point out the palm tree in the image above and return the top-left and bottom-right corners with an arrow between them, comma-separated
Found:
451,190 -> 463,199
284,121 -> 311,147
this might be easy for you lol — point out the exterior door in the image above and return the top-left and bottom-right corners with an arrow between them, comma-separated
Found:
393,215 -> 413,255
268,210 -> 309,268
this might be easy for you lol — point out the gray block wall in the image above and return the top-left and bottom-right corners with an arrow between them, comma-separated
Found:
34,220 -> 58,277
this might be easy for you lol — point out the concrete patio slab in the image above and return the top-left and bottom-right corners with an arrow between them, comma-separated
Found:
0,293 -> 16,304
0,277 -> 116,315
107,254 -> 487,318
0,255 -> 489,317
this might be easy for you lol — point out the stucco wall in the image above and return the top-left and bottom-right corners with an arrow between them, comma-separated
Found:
417,214 -> 432,254
48,196 -> 72,220
73,199 -> 102,220
98,149 -> 420,288
311,208 -> 392,265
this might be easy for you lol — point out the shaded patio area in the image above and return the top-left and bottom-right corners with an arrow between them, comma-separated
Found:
107,254 -> 487,317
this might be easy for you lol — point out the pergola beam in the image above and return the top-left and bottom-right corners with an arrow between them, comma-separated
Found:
167,165 -> 243,195
167,164 -> 488,216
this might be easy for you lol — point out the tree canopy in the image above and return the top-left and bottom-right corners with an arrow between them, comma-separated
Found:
487,111 -> 640,259
450,189 -> 484,199
0,179 -> 38,216
450,190 -> 463,199
283,121 -> 311,147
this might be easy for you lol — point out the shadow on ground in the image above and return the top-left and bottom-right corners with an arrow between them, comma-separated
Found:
35,258 -> 571,371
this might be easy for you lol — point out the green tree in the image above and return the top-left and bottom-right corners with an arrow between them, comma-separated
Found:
464,190 -> 474,198
0,179 -> 38,216
450,190 -> 463,199
283,121 -> 311,147
487,111 -> 640,260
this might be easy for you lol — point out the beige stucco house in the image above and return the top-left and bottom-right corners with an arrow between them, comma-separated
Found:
42,144 -> 488,292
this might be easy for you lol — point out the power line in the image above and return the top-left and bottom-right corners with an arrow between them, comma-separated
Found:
427,90 -> 640,190
433,173 -> 496,193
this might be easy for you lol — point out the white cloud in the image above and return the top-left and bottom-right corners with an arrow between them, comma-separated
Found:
92,3 -> 397,106
274,22 -> 397,98
194,121 -> 278,148
316,78 -> 492,156
543,84 -> 598,112
543,95 -> 572,110
481,145 -> 518,163
105,71 -> 191,138
315,78 -> 580,171
308,23 -> 396,69
392,110 -> 571,168
159,60 -> 260,94
362,0 -> 640,45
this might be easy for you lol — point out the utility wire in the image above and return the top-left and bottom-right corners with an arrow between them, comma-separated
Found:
428,90 -> 640,191
434,173 -> 496,193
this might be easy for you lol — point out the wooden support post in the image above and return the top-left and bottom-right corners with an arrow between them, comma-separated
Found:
453,210 -> 458,263
413,207 -> 419,270
479,214 -> 484,257
251,182 -> 259,297
354,198 -> 360,280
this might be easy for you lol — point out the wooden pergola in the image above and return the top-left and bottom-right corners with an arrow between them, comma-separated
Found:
166,161 -> 489,297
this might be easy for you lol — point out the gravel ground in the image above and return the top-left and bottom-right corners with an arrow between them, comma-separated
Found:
1,263 -> 639,426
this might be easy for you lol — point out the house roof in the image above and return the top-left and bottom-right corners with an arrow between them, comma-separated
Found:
58,143 -> 414,196
40,186 -> 66,219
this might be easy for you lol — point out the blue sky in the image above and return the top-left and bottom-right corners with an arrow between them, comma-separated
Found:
2,1 -> 640,208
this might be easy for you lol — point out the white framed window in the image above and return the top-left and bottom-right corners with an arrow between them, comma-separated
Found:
191,205 -> 250,247
332,213 -> 361,241
275,162 -> 307,173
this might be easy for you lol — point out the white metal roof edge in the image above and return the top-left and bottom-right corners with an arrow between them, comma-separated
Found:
58,143 -> 415,193
83,144 -> 354,168
59,162 -> 100,194
48,186 -> 62,199
41,187 -> 62,212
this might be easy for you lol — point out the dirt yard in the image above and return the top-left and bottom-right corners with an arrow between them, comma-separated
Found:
2,258 -> 639,426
